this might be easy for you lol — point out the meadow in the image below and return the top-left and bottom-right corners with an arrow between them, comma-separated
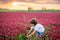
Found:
0,10 -> 60,40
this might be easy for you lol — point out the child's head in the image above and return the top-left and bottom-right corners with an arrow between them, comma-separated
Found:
30,20 -> 37,26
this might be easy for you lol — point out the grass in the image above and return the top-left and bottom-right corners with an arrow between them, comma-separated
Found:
0,10 -> 60,12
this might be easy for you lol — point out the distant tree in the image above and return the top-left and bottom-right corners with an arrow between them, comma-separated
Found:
28,7 -> 33,10
42,7 -> 46,10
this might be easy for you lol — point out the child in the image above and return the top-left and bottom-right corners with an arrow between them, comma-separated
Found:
26,20 -> 45,39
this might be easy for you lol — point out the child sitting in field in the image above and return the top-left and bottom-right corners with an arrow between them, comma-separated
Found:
26,20 -> 45,40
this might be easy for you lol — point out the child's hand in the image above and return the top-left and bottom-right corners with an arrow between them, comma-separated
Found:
26,35 -> 31,38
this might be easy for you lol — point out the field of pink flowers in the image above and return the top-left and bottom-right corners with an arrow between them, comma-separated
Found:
0,12 -> 60,40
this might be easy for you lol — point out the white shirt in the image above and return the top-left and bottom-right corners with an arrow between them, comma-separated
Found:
31,24 -> 45,32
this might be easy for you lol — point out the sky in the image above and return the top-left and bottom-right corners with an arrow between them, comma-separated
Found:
0,0 -> 60,4
0,0 -> 60,10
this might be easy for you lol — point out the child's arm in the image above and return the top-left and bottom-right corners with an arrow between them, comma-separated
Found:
26,30 -> 36,38
27,28 -> 32,35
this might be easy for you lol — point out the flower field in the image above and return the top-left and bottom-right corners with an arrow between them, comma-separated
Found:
0,12 -> 60,40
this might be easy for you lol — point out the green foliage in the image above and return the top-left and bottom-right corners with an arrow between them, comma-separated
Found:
45,35 -> 49,40
16,34 -> 26,40
0,10 -> 60,12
